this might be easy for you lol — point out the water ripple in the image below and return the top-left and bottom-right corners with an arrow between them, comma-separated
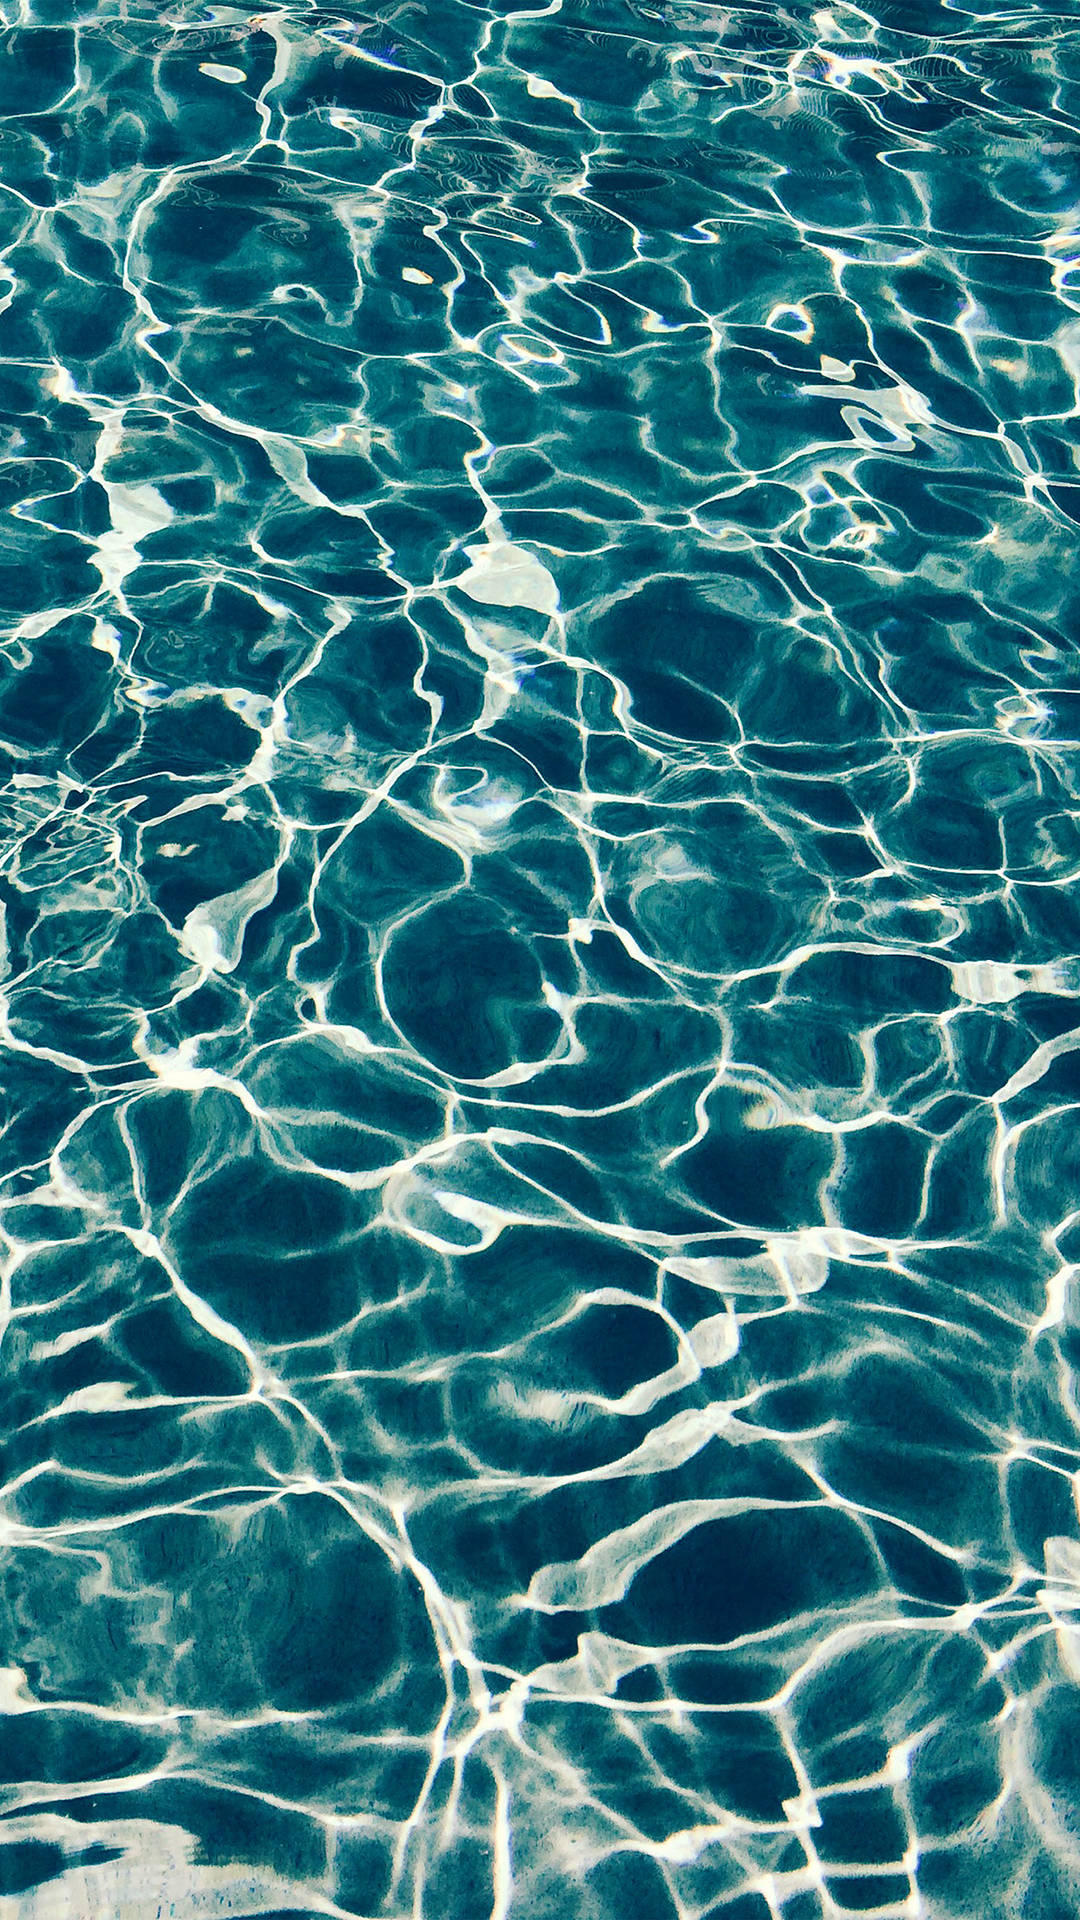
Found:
0,1 -> 1079,1917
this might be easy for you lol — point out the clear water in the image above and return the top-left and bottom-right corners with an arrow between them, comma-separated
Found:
1,3 -> 1080,1916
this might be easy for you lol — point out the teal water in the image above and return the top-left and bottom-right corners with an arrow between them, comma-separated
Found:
1,3 -> 1080,1916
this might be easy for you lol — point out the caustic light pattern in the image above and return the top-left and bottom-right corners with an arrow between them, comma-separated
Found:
1,2 -> 1080,1918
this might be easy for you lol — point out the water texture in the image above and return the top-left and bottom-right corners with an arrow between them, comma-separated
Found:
0,0 -> 1080,1915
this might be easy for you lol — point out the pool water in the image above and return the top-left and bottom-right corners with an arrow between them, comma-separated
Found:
1,3 -> 1080,1917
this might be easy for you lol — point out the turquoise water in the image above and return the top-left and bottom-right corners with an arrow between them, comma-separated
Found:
1,2 -> 1080,1916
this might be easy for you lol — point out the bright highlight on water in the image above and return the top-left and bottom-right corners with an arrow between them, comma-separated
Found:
0,2 -> 1079,1916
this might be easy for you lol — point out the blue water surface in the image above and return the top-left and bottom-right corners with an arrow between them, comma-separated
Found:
1,2 -> 1080,1916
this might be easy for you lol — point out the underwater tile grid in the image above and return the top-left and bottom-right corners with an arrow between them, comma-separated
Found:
3,0 -> 1080,1915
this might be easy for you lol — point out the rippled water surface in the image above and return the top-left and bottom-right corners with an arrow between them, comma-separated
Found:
3,1 -> 1080,1915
